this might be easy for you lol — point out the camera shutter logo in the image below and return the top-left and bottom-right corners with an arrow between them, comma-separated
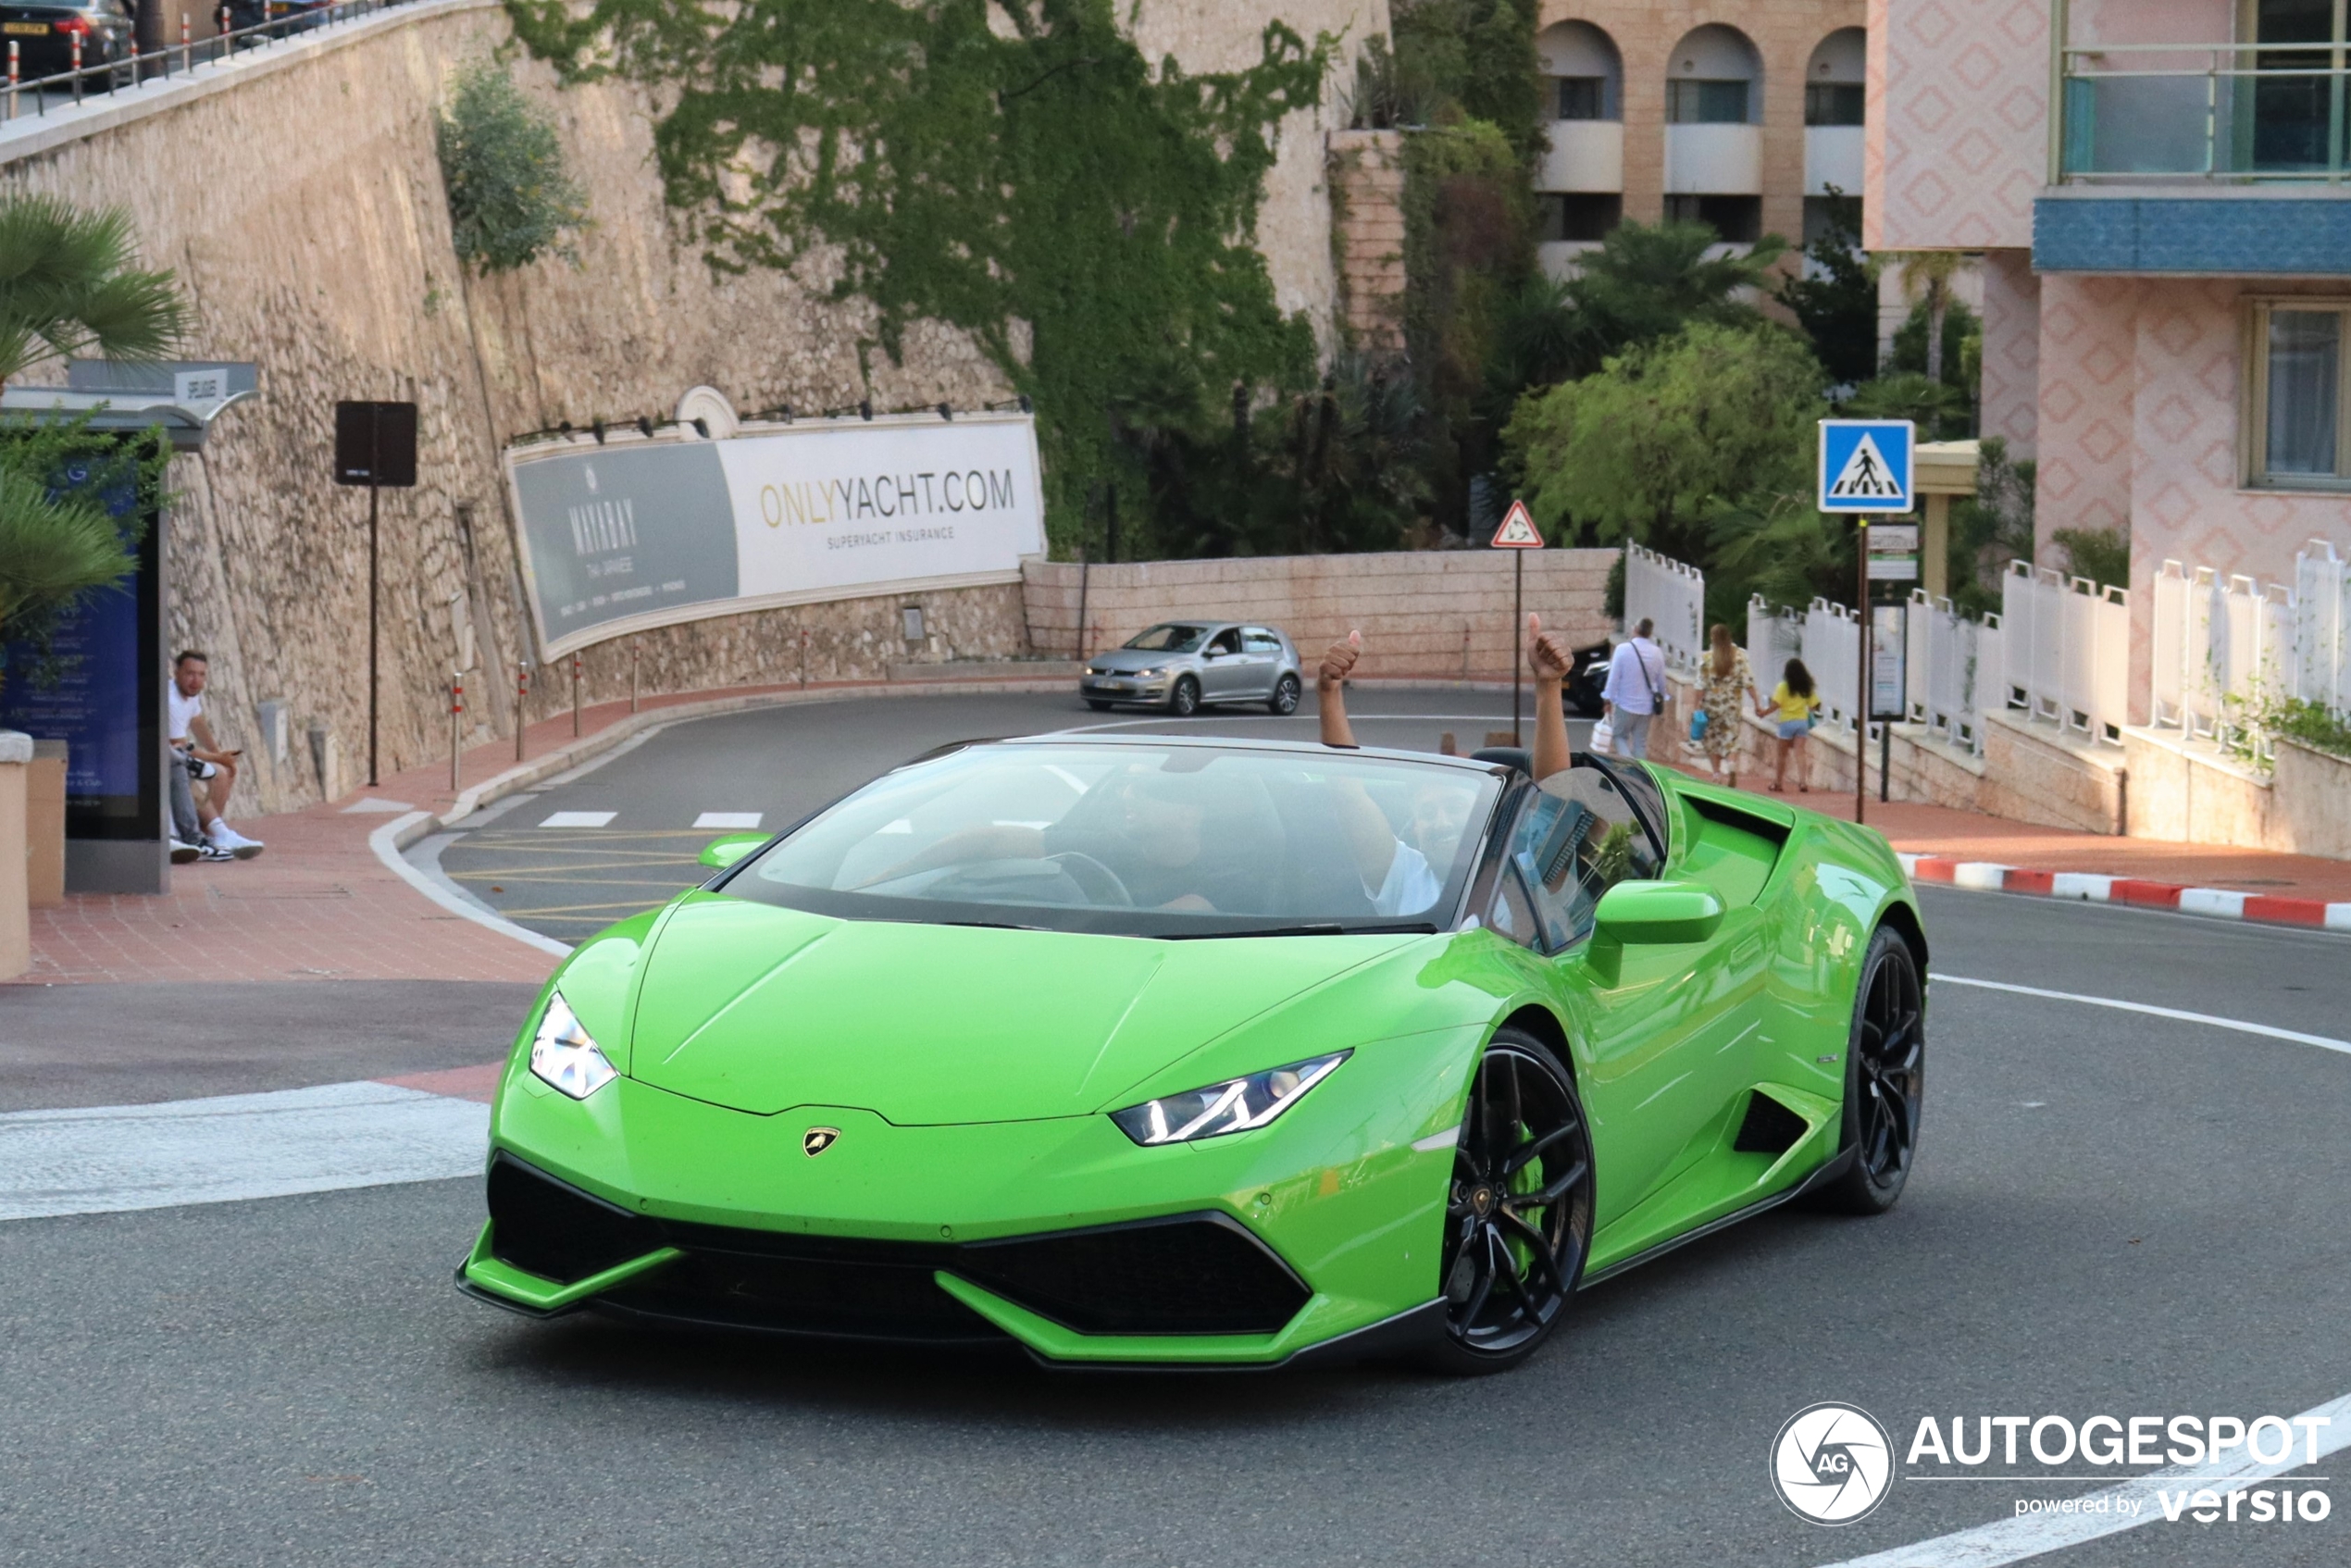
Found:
1772,1403 -> 1895,1524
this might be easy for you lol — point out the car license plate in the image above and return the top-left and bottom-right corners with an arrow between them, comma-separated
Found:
4,22 -> 49,33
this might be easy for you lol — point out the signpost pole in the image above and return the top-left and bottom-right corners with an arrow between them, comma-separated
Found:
367,471 -> 379,788
1512,548 -> 1524,746
1855,518 -> 1868,828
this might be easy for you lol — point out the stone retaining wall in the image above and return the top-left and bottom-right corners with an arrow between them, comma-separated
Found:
1025,550 -> 1619,677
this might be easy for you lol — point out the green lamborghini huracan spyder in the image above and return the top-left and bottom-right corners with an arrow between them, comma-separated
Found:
459,735 -> 1926,1373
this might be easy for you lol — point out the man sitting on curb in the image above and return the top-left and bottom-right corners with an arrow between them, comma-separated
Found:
169,651 -> 264,862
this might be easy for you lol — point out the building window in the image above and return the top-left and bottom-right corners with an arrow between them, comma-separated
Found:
1538,193 -> 1623,243
1664,194 -> 1760,243
1805,81 -> 1864,126
2251,304 -> 2347,485
1666,79 -> 1750,124
1557,77 -> 1607,120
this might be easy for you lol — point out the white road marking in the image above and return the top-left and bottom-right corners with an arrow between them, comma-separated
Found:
1818,1389 -> 2351,1568
0,1081 -> 489,1221
369,814 -> 572,960
1934,975 -> 2351,1055
693,811 -> 763,829
339,795 -> 417,815
539,810 -> 616,828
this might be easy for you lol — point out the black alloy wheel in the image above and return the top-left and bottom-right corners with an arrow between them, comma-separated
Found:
1423,1027 -> 1592,1375
1267,673 -> 1301,716
1815,926 -> 1925,1214
1168,676 -> 1201,717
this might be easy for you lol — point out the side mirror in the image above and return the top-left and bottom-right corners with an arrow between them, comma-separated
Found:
1594,879 -> 1724,946
697,831 -> 768,871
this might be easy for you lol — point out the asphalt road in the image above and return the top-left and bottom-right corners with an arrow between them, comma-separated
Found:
2,692 -> 2345,1568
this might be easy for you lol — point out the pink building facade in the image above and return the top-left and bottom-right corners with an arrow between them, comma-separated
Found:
1867,0 -> 2351,723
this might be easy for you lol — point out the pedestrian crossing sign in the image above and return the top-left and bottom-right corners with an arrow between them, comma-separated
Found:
1491,499 -> 1544,548
1818,419 -> 1916,515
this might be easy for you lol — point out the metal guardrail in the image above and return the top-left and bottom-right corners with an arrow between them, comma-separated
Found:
1,0 -> 412,122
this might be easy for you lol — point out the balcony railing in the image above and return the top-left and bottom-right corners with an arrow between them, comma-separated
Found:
2059,43 -> 2348,183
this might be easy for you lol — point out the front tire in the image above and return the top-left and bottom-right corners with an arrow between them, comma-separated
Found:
1421,1027 -> 1592,1375
1814,926 -> 1924,1215
1267,673 -> 1301,716
1167,676 -> 1201,718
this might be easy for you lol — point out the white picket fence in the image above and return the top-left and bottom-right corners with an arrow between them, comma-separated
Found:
2150,538 -> 2351,749
1623,542 -> 1707,673
1905,592 -> 2003,753
1998,561 -> 2130,746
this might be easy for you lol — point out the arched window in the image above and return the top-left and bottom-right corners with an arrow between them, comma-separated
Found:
1664,24 -> 1762,126
1806,28 -> 1866,127
1538,20 -> 1623,122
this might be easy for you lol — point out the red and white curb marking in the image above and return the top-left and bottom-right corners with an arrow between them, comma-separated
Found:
1900,853 -> 2351,933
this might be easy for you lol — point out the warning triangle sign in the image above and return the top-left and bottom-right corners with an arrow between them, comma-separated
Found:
1491,499 -> 1544,549
1825,433 -> 1905,502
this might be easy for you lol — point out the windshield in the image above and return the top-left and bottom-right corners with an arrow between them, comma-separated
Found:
723,743 -> 1502,938
1124,623 -> 1212,653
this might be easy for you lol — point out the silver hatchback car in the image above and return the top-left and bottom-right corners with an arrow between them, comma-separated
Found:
1079,621 -> 1305,716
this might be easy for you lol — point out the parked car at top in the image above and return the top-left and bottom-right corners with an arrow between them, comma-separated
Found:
0,0 -> 131,81
1081,621 -> 1303,717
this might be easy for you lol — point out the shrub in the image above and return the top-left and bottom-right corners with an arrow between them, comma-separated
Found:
437,60 -> 588,275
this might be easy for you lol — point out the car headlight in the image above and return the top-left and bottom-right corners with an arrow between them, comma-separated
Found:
1110,1052 -> 1350,1146
529,991 -> 617,1100
1131,666 -> 1164,678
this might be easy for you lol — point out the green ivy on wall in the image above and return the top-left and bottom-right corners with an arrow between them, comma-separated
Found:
502,0 -> 1330,557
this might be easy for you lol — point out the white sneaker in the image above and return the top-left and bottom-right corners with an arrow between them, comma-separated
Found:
195,844 -> 236,863
205,822 -> 266,860
170,840 -> 202,865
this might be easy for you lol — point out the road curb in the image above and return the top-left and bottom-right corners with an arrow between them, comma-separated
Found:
1899,852 -> 2351,933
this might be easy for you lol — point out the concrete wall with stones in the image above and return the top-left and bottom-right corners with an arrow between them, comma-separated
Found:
1025,550 -> 1619,677
0,0 -> 1377,815
1328,130 -> 1406,353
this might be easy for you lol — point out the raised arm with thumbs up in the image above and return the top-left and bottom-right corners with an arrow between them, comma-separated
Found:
1319,629 -> 1362,748
1528,613 -> 1573,782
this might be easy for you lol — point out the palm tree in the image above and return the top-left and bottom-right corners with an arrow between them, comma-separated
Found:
1895,251 -> 1966,384
0,194 -> 190,391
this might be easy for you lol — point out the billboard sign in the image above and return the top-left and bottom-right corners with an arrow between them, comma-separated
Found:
505,412 -> 1047,658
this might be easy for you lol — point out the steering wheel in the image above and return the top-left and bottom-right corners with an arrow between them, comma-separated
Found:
1048,851 -> 1134,908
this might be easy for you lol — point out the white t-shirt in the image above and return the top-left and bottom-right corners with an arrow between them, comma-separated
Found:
1369,840 -> 1442,917
168,685 -> 204,743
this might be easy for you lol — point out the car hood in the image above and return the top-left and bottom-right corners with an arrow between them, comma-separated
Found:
1088,648 -> 1188,674
622,894 -> 1422,1123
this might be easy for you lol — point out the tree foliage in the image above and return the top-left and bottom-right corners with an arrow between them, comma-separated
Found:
1947,435 -> 2035,616
0,195 -> 188,388
1504,320 -> 1824,566
503,0 -> 1327,555
1381,0 -> 1545,158
1774,191 -> 1877,387
437,57 -> 591,274
0,417 -> 170,682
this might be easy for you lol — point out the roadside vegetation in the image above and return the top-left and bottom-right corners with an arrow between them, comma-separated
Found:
0,194 -> 182,692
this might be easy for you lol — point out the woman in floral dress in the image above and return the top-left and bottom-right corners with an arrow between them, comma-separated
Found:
1697,624 -> 1759,788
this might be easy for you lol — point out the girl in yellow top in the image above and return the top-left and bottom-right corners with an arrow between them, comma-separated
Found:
1759,658 -> 1821,792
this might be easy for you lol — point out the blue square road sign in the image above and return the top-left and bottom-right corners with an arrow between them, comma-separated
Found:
1818,419 -> 1915,515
